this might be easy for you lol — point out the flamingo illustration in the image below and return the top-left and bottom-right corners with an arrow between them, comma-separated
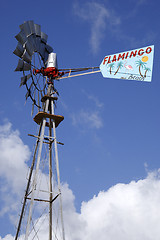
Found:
124,61 -> 133,71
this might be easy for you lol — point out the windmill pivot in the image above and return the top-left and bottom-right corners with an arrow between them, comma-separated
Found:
33,67 -> 64,80
41,95 -> 58,102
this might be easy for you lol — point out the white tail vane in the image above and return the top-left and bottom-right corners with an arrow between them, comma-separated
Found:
100,45 -> 154,82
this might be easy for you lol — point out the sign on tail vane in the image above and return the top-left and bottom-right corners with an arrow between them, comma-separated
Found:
100,45 -> 154,82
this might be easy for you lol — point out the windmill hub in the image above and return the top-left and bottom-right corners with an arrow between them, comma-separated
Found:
33,67 -> 64,80
33,52 -> 64,81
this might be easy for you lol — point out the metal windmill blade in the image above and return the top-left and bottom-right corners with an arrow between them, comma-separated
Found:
39,42 -> 46,60
15,59 -> 31,72
25,41 -> 35,56
41,31 -> 48,43
15,30 -> 27,45
27,34 -> 37,52
13,42 -> 25,58
34,23 -> 42,53
20,20 -> 35,37
45,44 -> 53,54
34,23 -> 41,36
22,50 -> 32,63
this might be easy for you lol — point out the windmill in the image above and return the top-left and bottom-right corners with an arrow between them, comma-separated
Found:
13,20 -> 154,240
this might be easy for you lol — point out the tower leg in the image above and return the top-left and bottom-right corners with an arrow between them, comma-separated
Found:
50,89 -> 65,240
25,98 -> 50,240
15,125 -> 42,240
49,108 -> 53,240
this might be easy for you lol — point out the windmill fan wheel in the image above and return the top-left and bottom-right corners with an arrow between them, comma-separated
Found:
13,20 -> 54,111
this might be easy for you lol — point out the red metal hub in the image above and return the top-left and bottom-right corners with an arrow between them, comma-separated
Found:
33,67 -> 64,80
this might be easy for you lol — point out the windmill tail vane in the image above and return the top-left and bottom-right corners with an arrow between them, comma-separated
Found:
100,45 -> 154,82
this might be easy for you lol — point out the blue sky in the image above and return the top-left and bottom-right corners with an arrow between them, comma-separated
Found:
1,0 -> 160,239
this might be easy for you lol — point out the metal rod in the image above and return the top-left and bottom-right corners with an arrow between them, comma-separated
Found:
25,98 -> 50,240
26,197 -> 50,203
39,190 -> 57,194
28,133 -> 55,141
15,125 -> 42,240
51,85 -> 65,240
50,193 -> 60,203
49,93 -> 53,240
57,69 -> 101,80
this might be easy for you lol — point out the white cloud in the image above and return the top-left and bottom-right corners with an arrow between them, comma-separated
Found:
78,171 -> 160,240
0,121 -> 30,218
66,91 -> 104,130
82,90 -> 104,108
0,121 -> 30,187
73,2 -> 120,54
70,91 -> 103,129
71,109 -> 103,129
87,95 -> 103,108
64,170 -> 160,240
73,1 -> 155,53
0,235 -> 14,240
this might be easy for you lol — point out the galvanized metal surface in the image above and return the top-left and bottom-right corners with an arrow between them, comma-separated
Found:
13,42 -> 24,58
51,88 -> 65,240
25,98 -> 50,240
